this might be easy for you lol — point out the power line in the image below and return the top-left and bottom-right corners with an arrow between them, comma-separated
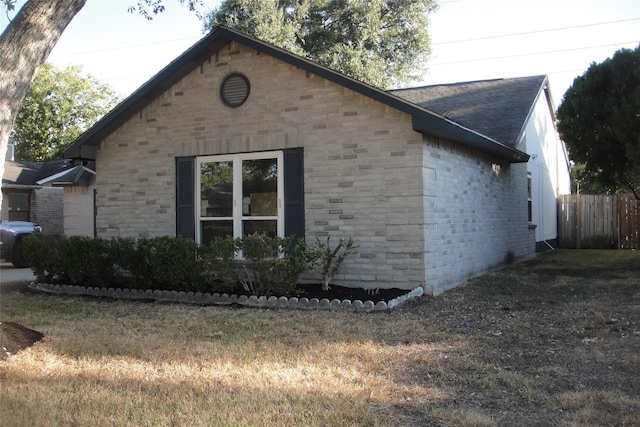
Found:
428,41 -> 640,66
434,18 -> 640,45
49,35 -> 202,59
49,17 -> 639,60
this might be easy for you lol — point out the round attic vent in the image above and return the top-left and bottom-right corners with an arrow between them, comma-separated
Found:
220,73 -> 250,108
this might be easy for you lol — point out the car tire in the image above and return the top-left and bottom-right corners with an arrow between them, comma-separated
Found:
11,237 -> 28,268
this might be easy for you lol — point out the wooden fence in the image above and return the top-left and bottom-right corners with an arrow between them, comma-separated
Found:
558,194 -> 639,249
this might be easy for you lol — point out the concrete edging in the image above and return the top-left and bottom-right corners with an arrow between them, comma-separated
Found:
27,282 -> 425,312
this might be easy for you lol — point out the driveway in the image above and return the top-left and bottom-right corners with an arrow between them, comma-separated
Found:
0,262 -> 36,284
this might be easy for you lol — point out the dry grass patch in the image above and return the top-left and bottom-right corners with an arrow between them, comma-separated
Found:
2,249 -> 640,426
1,296 -> 453,426
558,389 -> 640,427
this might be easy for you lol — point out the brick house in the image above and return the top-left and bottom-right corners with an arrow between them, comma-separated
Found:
63,27 -> 569,293
2,158 -> 96,236
391,77 -> 571,252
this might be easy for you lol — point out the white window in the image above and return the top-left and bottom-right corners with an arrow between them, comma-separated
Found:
196,151 -> 284,244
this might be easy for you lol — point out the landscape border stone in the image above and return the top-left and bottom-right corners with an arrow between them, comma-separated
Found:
27,282 -> 425,312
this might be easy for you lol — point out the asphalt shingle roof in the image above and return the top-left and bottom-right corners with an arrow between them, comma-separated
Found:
63,26 -> 529,163
391,76 -> 547,146
2,159 -> 95,186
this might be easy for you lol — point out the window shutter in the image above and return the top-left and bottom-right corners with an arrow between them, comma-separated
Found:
176,157 -> 195,240
283,148 -> 304,241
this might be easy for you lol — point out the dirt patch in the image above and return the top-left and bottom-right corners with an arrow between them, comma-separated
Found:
0,321 -> 43,361
391,252 -> 640,425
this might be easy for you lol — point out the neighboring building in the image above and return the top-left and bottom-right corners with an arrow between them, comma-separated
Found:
63,27 -> 570,293
2,159 -> 95,236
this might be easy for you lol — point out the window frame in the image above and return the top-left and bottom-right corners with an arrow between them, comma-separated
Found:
195,150 -> 284,244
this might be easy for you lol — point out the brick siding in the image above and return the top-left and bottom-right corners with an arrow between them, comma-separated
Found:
94,40 -> 534,291
31,187 -> 64,234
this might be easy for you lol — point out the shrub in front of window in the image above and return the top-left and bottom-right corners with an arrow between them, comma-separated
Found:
202,235 -> 238,292
24,233 -> 318,296
115,236 -> 212,292
231,233 -> 317,297
313,236 -> 358,291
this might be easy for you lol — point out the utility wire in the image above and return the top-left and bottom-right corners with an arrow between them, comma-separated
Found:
50,15 -> 639,59
429,41 -> 640,66
434,18 -> 640,45
49,35 -> 202,58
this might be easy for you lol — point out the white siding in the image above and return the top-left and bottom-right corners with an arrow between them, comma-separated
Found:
524,90 -> 571,245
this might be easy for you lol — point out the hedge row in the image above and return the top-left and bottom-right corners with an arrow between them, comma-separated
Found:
23,233 -> 320,296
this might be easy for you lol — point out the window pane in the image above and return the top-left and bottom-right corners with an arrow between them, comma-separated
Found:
243,158 -> 277,216
9,211 -> 29,221
201,161 -> 233,217
201,220 -> 234,245
8,193 -> 29,222
243,220 -> 277,238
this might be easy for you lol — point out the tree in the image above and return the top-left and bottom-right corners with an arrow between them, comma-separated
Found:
557,44 -> 640,199
206,0 -> 437,89
0,0 -> 200,209
11,62 -> 120,161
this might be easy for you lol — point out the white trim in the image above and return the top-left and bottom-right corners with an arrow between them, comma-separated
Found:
195,150 -> 284,243
36,166 -> 96,185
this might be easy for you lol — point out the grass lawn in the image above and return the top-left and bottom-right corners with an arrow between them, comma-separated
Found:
1,249 -> 639,426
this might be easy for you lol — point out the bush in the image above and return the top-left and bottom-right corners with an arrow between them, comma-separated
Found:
238,233 -> 317,296
313,236 -> 358,290
115,236 -> 212,292
24,233 -> 68,284
25,234 -> 126,287
202,235 -> 238,292
24,233 -> 319,296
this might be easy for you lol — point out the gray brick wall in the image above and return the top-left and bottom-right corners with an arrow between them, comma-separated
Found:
422,137 -> 535,293
94,40 -> 534,291
31,187 -> 64,234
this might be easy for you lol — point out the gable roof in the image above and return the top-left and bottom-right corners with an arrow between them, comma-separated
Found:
390,76 -> 548,147
63,26 -> 529,163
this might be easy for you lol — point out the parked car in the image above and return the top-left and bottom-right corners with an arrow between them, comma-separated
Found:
0,220 -> 42,268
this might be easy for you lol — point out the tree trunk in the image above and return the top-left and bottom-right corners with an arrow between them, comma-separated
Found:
0,0 -> 87,210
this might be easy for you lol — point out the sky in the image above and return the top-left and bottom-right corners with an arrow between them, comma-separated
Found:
1,0 -> 639,106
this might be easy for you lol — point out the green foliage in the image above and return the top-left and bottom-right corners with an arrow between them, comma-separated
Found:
10,62 -> 120,161
557,44 -> 640,198
61,236 -> 120,287
24,233 -> 66,284
211,233 -> 317,296
2,0 -> 17,13
314,236 -> 357,290
206,0 -> 437,89
201,235 -> 238,291
24,234 -> 121,287
113,236 -> 212,292
127,0 -> 204,20
570,163 -> 614,194
24,233 -> 319,296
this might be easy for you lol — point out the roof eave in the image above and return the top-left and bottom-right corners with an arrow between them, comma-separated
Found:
63,31 -> 234,160
412,116 -> 530,163
62,26 -> 530,164
1,183 -> 42,190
